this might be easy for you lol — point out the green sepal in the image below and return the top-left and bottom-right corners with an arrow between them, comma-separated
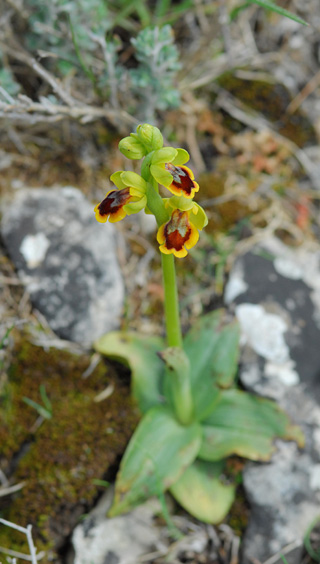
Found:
94,332 -> 164,413
110,171 -> 126,189
150,164 -> 174,187
199,389 -> 305,461
183,310 -> 240,421
172,148 -> 189,166
136,124 -> 163,152
151,147 -> 177,164
190,203 -> 208,230
120,171 -> 147,193
164,198 -> 208,230
170,459 -> 235,524
109,406 -> 202,516
119,136 -> 147,160
165,196 -> 195,212
124,196 -> 147,215
160,347 -> 194,425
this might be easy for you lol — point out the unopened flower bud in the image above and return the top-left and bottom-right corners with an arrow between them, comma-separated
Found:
136,124 -> 163,152
119,136 -> 147,160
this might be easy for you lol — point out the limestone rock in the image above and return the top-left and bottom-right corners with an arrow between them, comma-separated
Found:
1,187 -> 124,345
72,491 -> 163,564
71,489 -> 210,564
225,236 -> 320,564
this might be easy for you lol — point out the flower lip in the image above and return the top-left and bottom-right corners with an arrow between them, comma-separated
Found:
157,209 -> 199,258
94,188 -> 132,223
165,164 -> 199,199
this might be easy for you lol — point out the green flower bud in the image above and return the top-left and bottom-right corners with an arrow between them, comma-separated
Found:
119,136 -> 147,160
136,124 -> 163,152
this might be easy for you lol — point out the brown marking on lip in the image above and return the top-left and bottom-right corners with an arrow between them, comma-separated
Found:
165,164 -> 195,196
98,188 -> 131,217
164,210 -> 191,251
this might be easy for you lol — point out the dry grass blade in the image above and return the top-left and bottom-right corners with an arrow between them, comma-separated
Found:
261,539 -> 303,564
0,481 -> 26,497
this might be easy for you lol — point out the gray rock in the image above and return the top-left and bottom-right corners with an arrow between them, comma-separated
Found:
71,488 -> 210,564
1,187 -> 124,345
72,490 -> 163,564
225,236 -> 320,564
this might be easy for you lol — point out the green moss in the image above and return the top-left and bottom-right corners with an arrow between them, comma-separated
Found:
0,333 -> 140,561
217,73 -> 316,148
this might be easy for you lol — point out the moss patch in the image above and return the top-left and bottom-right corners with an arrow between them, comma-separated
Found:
0,333 -> 139,561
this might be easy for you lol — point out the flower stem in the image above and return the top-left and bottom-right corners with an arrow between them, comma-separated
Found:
146,183 -> 183,348
161,254 -> 183,348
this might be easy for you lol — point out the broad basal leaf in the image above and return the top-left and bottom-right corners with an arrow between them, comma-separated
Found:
94,332 -> 164,413
183,310 -> 240,421
109,406 -> 202,516
170,459 -> 235,524
199,389 -> 304,461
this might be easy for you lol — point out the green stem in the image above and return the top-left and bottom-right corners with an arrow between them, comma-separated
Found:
146,184 -> 183,348
146,177 -> 192,423
161,254 -> 182,348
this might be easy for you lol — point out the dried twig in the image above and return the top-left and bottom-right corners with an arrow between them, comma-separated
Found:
0,97 -> 136,127
94,383 -> 114,403
0,39 -> 74,106
0,470 -> 9,487
0,276 -> 23,286
0,519 -> 43,564
286,69 -> 320,115
261,539 -> 303,564
82,352 -> 101,379
0,33 -> 136,129
0,481 -> 25,497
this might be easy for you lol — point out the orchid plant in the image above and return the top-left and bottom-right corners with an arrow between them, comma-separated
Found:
94,124 -> 304,523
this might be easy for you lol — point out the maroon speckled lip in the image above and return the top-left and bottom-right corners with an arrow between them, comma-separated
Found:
165,164 -> 196,196
98,188 -> 131,217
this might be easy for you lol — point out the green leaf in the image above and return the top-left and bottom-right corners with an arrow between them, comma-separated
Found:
155,0 -> 172,20
199,390 -> 305,461
210,321 -> 240,388
109,406 -> 202,516
304,516 -> 320,562
94,332 -> 164,413
91,479 -> 110,488
39,384 -> 52,412
229,2 -> 252,21
170,459 -> 235,524
69,16 -> 97,85
249,1 -> 308,25
183,310 -> 240,421
22,397 -> 52,420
